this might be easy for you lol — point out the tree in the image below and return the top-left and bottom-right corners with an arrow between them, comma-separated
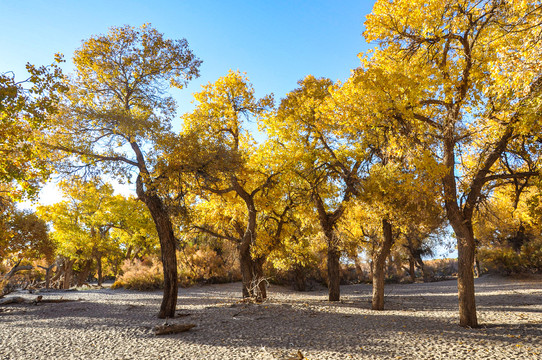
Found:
474,183 -> 542,273
38,178 -> 159,287
178,70 -> 275,299
364,0 -> 542,327
47,24 -> 201,317
0,56 -> 66,199
264,75 -> 363,301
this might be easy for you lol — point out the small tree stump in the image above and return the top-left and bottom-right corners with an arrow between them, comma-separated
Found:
154,323 -> 196,335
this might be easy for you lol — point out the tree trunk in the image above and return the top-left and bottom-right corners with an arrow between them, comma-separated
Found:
327,246 -> 340,301
293,265 -> 306,291
372,218 -> 393,310
409,256 -> 416,283
236,190 -> 267,301
76,259 -> 93,286
138,189 -> 178,319
39,263 -> 56,289
62,258 -> 75,289
239,244 -> 254,298
96,254 -> 103,286
443,131 -> 479,328
254,257 -> 266,300
239,243 -> 267,300
456,229 -> 478,327
354,256 -> 364,283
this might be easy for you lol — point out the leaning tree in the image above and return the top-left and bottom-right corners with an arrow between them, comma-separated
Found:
48,24 -> 201,318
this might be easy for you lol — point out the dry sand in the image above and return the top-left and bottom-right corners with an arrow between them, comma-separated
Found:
1,275 -> 541,359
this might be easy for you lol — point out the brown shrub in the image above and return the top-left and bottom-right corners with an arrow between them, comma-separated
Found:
177,245 -> 241,287
112,256 -> 164,290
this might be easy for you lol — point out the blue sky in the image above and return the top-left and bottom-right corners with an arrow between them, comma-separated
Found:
1,1 -> 375,116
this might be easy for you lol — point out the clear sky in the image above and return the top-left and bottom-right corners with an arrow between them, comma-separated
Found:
1,0 -> 376,115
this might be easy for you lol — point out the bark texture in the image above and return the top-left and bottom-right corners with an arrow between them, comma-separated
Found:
372,218 -> 394,311
443,133 -> 479,328
314,193 -> 344,302
327,246 -> 341,301
137,176 -> 178,319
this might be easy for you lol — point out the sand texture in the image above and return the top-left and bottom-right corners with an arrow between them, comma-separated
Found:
1,275 -> 541,359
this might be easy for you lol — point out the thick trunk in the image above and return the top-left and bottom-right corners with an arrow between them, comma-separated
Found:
76,259 -> 93,286
372,218 -> 393,310
320,222 -> 341,301
239,244 -> 253,298
140,192 -> 178,319
239,243 -> 267,300
254,257 -> 266,299
452,221 -> 478,327
133,141 -> 178,318
293,265 -> 306,291
62,259 -> 75,290
416,256 -> 428,282
354,256 -> 364,283
43,264 -> 55,289
313,192 -> 345,302
236,190 -> 267,301
327,246 -> 340,301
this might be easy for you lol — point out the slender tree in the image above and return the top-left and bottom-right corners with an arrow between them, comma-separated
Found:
264,75 -> 362,301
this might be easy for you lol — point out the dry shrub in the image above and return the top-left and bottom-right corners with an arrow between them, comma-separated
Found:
112,256 -> 163,290
424,258 -> 458,279
479,239 -> 542,274
177,245 -> 241,287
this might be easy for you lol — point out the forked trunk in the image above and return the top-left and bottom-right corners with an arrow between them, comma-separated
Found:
43,264 -> 55,289
443,132 -> 479,327
372,218 -> 393,310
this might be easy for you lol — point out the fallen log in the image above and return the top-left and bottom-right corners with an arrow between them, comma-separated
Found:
0,296 -> 26,305
154,323 -> 196,335
34,296 -> 79,304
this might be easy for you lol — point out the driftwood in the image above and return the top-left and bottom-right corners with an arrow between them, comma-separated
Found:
0,296 -> 25,305
154,323 -> 196,335
35,297 -> 78,304
1,261 -> 34,297
37,261 -> 58,289
2,260 -> 33,281
0,295 -> 79,306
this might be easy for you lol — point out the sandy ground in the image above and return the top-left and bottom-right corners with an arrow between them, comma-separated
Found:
0,275 -> 541,359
